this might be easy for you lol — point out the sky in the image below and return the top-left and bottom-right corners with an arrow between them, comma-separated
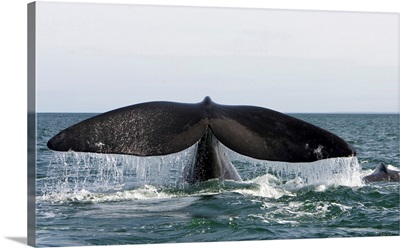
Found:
35,2 -> 399,113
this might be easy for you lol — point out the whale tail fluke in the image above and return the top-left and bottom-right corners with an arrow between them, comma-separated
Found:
47,97 -> 356,163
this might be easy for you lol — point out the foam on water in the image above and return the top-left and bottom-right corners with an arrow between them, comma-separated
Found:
38,185 -> 173,203
232,174 -> 293,199
248,200 -> 342,226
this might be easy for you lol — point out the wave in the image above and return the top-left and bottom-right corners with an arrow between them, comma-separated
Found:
38,185 -> 173,203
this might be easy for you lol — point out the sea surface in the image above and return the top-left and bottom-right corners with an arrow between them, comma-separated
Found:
35,113 -> 399,247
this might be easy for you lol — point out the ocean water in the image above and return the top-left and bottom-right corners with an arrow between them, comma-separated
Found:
35,113 -> 399,247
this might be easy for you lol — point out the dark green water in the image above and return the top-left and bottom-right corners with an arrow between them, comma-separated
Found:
35,113 -> 399,247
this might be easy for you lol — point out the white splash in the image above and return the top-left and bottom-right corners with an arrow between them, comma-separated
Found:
42,145 -> 197,197
41,141 -> 364,202
223,143 -> 364,190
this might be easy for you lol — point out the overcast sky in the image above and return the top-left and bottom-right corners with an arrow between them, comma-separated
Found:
35,2 -> 399,113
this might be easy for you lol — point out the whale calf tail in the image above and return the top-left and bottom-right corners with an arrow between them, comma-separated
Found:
363,163 -> 400,183
47,96 -> 356,183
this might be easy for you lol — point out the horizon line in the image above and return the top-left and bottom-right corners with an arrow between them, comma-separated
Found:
36,111 -> 400,115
